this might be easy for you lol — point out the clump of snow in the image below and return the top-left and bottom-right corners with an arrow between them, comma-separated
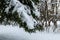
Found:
5,7 -> 9,13
31,1 -> 40,17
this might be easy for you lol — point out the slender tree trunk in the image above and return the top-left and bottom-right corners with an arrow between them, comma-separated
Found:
45,0 -> 48,27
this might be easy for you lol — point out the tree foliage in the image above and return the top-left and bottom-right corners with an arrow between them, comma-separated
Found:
0,0 -> 44,33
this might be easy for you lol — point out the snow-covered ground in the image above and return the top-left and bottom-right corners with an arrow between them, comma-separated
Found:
0,25 -> 30,40
0,21 -> 60,40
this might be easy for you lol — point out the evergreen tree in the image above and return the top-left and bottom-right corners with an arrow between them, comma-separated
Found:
0,0 -> 44,33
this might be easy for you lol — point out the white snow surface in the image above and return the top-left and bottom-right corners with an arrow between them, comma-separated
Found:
0,21 -> 60,40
